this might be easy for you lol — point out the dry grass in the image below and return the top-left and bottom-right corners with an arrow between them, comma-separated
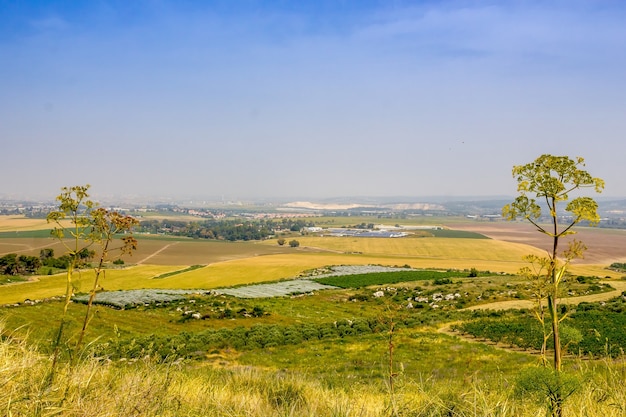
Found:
2,325 -> 626,417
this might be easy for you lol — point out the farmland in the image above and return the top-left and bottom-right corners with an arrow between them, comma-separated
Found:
2,213 -> 626,416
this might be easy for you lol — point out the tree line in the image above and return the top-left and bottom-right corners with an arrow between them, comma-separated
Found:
137,218 -> 316,241
0,248 -> 95,276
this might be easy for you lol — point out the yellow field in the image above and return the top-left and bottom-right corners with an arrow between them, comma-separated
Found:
0,216 -> 48,231
0,215 -> 72,232
273,236 -> 547,261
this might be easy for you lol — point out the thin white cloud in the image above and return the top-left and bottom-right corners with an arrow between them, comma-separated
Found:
351,2 -> 626,71
29,16 -> 68,32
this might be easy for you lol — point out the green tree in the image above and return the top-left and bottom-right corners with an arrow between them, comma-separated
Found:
503,154 -> 603,417
18,255 -> 42,274
289,239 -> 300,248
39,248 -> 55,263
0,253 -> 20,275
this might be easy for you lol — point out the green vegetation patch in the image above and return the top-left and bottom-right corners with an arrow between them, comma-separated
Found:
0,275 -> 28,285
97,311 -> 464,361
457,293 -> 626,357
153,265 -> 205,279
608,262 -> 626,272
314,269 -> 478,288
0,230 -> 53,238
429,229 -> 490,239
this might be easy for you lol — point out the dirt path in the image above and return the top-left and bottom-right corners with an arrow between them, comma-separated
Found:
136,241 -> 180,264
0,241 -> 64,256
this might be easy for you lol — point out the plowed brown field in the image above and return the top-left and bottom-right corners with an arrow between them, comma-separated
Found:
448,221 -> 626,265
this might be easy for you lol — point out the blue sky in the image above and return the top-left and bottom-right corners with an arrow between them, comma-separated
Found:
2,1 -> 626,200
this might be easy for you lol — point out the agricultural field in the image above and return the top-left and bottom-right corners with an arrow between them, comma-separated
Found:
451,221 -> 626,265
2,214 -> 626,416
1,216 -> 624,302
0,215 -> 68,232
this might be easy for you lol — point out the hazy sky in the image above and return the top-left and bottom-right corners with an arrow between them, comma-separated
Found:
2,1 -> 626,201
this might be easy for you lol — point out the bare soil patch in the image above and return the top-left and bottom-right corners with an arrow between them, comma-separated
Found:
447,221 -> 626,265
130,238 -> 293,265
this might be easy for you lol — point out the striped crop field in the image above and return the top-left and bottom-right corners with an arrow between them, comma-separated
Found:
264,236 -> 547,262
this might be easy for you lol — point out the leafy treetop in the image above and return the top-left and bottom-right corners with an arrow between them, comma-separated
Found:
502,154 -> 604,238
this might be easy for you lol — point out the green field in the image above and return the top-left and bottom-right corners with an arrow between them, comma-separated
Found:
313,269 -> 480,288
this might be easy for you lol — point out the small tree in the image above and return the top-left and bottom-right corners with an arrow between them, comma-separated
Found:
277,238 -> 286,246
503,154 -> 603,417
289,239 -> 300,248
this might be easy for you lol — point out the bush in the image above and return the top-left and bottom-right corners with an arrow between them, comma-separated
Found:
515,366 -> 580,415
289,240 -> 300,248
252,306 -> 265,317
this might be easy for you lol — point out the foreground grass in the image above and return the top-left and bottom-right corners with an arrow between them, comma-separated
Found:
2,324 -> 626,417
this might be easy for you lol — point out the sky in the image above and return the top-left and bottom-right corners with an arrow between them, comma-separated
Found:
2,0 -> 626,201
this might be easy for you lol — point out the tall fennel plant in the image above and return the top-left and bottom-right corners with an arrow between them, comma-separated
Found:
503,154 -> 603,417
45,185 -> 138,382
